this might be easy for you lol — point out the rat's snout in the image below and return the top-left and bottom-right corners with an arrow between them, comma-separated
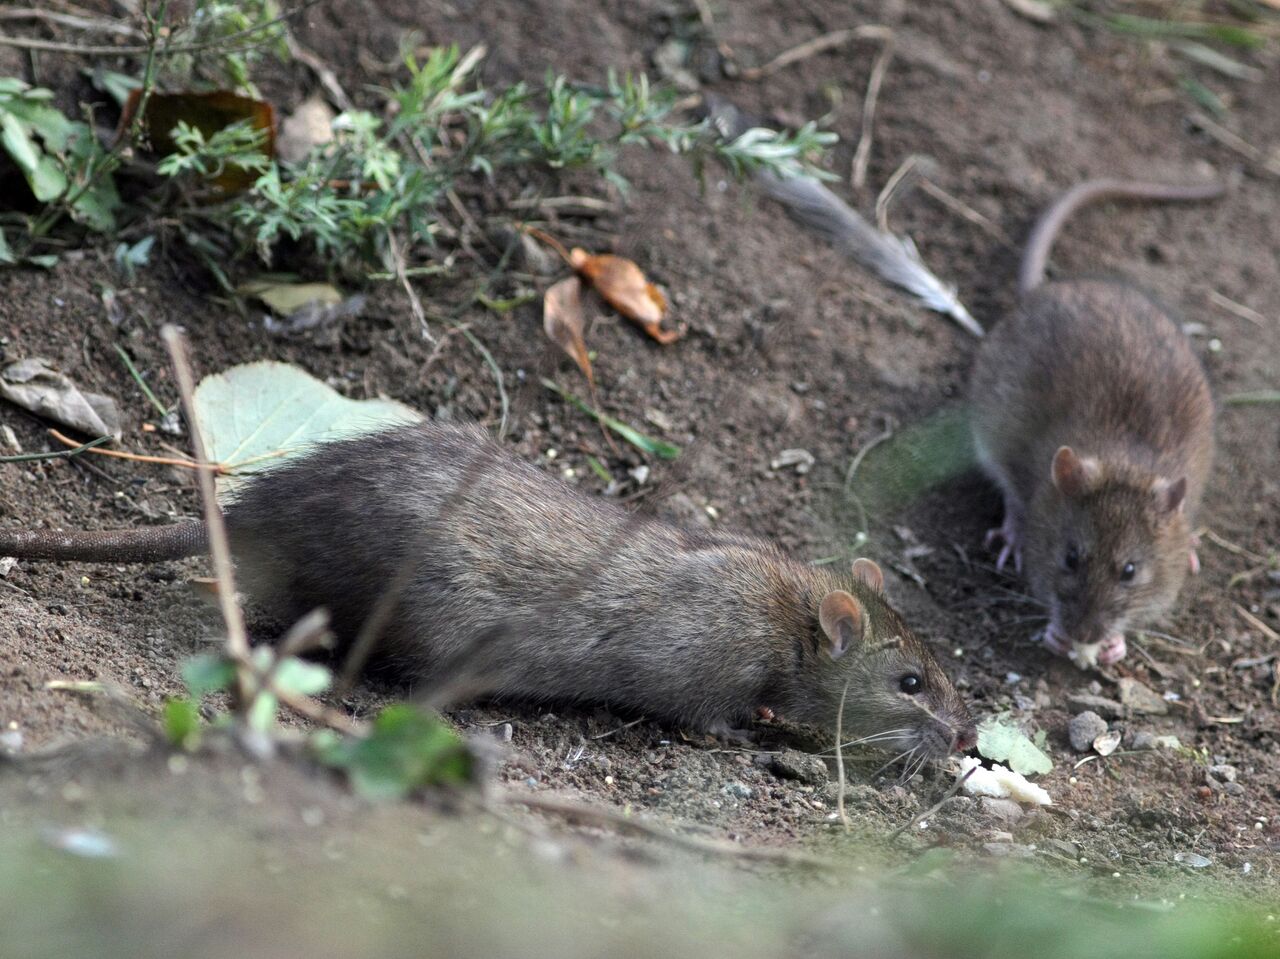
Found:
953,724 -> 978,754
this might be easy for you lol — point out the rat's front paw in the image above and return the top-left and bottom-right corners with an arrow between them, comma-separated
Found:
1097,633 -> 1127,664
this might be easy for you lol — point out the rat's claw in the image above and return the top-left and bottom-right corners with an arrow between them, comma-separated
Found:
1097,634 -> 1128,665
986,517 -> 1024,573
1040,626 -> 1071,657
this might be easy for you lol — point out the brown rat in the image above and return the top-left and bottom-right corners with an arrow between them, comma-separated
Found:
0,422 -> 975,759
970,178 -> 1220,665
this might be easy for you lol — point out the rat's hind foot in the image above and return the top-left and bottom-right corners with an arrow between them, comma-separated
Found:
704,719 -> 759,746
984,514 -> 1024,573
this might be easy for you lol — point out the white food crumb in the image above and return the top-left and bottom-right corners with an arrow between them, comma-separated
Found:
957,757 -> 1052,806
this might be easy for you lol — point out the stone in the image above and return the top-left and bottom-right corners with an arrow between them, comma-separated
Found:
978,797 -> 1025,826
767,750 -> 829,786
721,781 -> 753,801
1068,711 -> 1109,752
1066,692 -> 1124,720
983,842 -> 1036,859
1117,677 -> 1169,715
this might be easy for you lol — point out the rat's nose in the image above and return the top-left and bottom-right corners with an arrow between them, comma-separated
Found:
953,724 -> 978,753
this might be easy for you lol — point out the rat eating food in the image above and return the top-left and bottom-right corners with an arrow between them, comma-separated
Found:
969,179 -> 1221,665
1,422 -> 976,759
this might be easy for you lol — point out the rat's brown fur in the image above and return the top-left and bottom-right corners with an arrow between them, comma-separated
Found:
970,181 -> 1218,663
1,423 -> 975,758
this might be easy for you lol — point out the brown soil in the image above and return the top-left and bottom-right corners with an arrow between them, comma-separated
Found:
1,0 -> 1278,906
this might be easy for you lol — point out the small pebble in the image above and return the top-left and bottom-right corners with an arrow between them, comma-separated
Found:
1068,711 -> 1108,752
722,781 -> 753,801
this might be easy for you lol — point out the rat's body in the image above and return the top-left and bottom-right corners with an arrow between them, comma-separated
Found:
1,422 -> 974,758
970,179 -> 1219,664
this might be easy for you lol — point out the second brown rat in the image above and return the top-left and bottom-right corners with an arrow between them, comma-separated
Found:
0,422 -> 975,759
969,178 -> 1221,665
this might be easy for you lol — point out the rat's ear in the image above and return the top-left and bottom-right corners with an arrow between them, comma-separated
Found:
851,558 -> 884,594
819,590 -> 864,659
1153,475 -> 1187,514
1051,446 -> 1100,498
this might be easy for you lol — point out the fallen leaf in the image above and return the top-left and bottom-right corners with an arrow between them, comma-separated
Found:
976,715 -> 1053,776
0,358 -> 121,439
239,279 -> 342,316
542,274 -> 593,387
276,93 -> 334,165
120,89 -> 276,193
569,248 -> 679,344
192,360 -> 422,497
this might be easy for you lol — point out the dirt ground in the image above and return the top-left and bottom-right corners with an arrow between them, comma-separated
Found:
1,0 -> 1278,913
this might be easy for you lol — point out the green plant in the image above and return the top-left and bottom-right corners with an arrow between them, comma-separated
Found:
0,78 -> 121,248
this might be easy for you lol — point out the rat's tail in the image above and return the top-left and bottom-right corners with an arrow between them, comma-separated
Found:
1019,178 -> 1225,296
0,522 -> 208,563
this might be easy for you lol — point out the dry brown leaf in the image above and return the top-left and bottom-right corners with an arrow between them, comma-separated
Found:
543,275 -> 593,387
569,248 -> 680,344
119,89 -> 276,194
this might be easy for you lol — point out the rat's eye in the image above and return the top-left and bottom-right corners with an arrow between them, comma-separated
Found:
1064,545 -> 1080,572
1120,561 -> 1136,582
899,674 -> 922,695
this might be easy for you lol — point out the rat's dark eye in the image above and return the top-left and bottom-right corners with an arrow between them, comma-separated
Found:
899,674 -> 922,695
1120,561 -> 1136,582
1064,544 -> 1080,572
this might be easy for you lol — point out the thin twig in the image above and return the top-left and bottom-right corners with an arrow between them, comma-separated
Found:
387,229 -> 434,343
875,153 -> 922,232
834,680 -> 851,831
1206,289 -> 1267,328
505,793 -> 840,869
739,25 -> 892,81
284,34 -> 356,112
161,325 -> 252,707
918,177 -> 1017,247
0,7 -> 142,36
0,0 -> 328,57
844,414 -> 896,488
889,765 -> 976,842
1187,111 -> 1280,178
691,0 -> 736,63
591,717 -> 647,740
851,35 -> 895,190
458,326 -> 510,439
47,428 -> 205,471
115,344 -> 171,418
0,434 -> 111,464
1202,528 -> 1270,565
1236,604 -> 1280,643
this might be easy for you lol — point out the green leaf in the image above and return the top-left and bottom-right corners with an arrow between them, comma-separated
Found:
314,704 -> 475,801
247,690 -> 278,732
273,657 -> 332,697
0,112 -> 66,202
541,378 -> 680,459
84,68 -> 141,108
191,361 -> 424,497
977,715 -> 1053,776
0,228 -> 14,267
162,697 -> 202,749
181,653 -> 237,698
